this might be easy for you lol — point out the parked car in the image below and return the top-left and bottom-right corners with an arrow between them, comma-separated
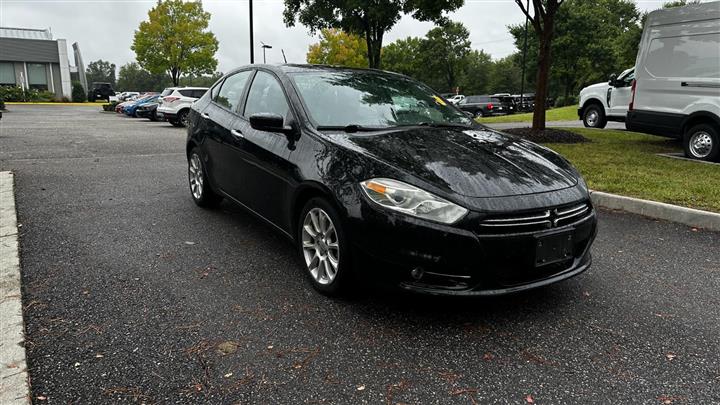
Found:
626,1 -> 720,161
578,67 -> 634,128
512,93 -> 535,112
87,82 -> 115,102
157,87 -> 208,127
119,92 -> 140,101
136,102 -> 159,121
185,65 -> 597,297
458,95 -> 512,117
124,95 -> 159,117
491,94 -> 517,114
447,94 -> 465,105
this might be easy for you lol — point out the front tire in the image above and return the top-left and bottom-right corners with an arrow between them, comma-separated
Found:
172,110 -> 189,127
582,104 -> 607,128
684,123 -> 719,162
298,198 -> 353,296
188,149 -> 222,207
474,110 -> 484,118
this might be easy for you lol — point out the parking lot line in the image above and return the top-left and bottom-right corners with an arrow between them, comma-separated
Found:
0,171 -> 30,405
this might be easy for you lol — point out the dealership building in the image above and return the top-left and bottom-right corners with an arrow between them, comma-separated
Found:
0,27 -> 87,100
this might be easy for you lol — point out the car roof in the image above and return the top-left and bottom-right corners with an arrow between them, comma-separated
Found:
224,63 -> 409,80
175,87 -> 209,90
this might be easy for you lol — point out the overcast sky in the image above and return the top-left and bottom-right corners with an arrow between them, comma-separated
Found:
1,0 -> 679,73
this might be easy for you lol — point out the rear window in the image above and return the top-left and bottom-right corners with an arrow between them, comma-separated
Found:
161,88 -> 174,96
645,33 -> 720,78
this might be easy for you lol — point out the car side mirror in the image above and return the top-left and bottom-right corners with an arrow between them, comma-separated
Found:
249,113 -> 292,134
608,73 -> 618,86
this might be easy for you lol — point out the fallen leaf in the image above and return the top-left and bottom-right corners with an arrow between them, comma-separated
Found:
95,354 -> 104,358
224,372 -> 233,378
217,341 -> 240,355
526,394 -> 535,403
74,362 -> 80,367
267,345 -> 274,350
36,396 -> 47,401
691,228 -> 698,232
482,352 -> 494,361
185,241 -> 196,245
666,353 -> 677,361
583,291 -> 591,297
356,385 -> 366,391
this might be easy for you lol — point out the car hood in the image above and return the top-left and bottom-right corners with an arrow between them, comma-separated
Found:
581,82 -> 608,94
329,126 -> 578,198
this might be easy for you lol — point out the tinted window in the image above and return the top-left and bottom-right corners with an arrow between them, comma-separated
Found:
193,89 -> 207,98
244,71 -> 289,118
216,71 -> 252,111
179,89 -> 194,97
210,83 -> 221,100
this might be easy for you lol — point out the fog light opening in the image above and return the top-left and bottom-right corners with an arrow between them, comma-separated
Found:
410,267 -> 424,280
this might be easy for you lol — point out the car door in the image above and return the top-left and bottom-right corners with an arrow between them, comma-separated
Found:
233,70 -> 297,230
200,70 -> 253,195
608,70 -> 634,117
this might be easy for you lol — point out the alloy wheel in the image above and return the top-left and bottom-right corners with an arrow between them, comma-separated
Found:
301,208 -> 340,285
188,154 -> 204,200
689,131 -> 713,159
585,109 -> 599,127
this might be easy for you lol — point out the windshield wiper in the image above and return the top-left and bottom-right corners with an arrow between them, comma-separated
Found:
414,122 -> 473,129
316,124 -> 396,133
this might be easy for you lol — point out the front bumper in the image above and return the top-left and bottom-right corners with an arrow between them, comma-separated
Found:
347,199 -> 598,296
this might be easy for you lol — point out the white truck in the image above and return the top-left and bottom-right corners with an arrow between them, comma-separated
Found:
626,1 -> 720,161
578,67 -> 634,129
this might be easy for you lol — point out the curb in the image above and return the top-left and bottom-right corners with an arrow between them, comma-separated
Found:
590,190 -> 720,232
0,171 -> 30,404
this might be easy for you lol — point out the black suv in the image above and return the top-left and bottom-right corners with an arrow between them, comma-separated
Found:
87,82 -> 115,102
458,95 -> 514,118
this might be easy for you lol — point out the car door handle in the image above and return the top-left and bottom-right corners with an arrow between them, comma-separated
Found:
201,112 -> 210,119
230,129 -> 244,139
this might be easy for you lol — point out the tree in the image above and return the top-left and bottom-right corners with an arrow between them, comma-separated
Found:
457,50 -> 493,95
514,0 -> 566,131
283,0 -> 464,69
71,81 -> 87,102
132,0 -> 218,86
663,0 -> 701,7
85,60 -> 116,87
307,29 -> 369,67
382,37 -> 426,79
116,62 -> 171,92
421,22 -> 471,91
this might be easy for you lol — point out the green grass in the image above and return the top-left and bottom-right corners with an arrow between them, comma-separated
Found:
545,128 -> 720,213
477,105 -> 579,124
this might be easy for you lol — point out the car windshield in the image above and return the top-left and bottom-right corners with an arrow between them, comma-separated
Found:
290,71 -> 473,129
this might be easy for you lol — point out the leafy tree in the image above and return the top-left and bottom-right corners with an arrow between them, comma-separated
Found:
456,50 -> 493,95
116,62 -> 172,92
85,60 -> 116,87
283,0 -> 464,69
663,0 -> 701,7
132,0 -> 219,86
514,0 -> 566,131
307,29 -> 368,67
382,37 -> 426,79
420,22 -> 471,91
487,54 -> 523,94
509,0 -> 640,101
71,81 -> 87,102
181,72 -> 224,88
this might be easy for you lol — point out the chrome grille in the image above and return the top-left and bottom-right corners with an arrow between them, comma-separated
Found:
479,202 -> 592,232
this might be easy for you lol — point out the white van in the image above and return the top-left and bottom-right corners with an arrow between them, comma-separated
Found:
626,1 -> 720,161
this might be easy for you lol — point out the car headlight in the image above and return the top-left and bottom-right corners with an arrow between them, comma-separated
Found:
360,178 -> 468,224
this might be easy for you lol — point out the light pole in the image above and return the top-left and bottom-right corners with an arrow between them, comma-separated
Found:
261,42 -> 272,64
249,0 -> 254,63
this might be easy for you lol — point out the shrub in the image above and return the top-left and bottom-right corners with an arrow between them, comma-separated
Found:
0,99 -> 5,110
36,90 -> 57,102
71,82 -> 87,102
0,86 -> 27,101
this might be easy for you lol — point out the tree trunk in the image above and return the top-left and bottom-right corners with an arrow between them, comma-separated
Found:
532,24 -> 555,131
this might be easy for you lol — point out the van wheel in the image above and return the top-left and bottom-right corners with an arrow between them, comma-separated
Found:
583,105 -> 607,129
684,124 -> 719,162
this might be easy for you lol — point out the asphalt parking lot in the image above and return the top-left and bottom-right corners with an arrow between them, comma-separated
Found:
1,105 -> 719,404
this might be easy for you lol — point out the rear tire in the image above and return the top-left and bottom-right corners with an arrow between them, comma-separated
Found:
582,104 -> 607,129
683,123 -> 720,162
297,197 -> 353,296
188,148 -> 222,207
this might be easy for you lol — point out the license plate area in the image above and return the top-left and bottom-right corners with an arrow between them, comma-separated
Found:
535,231 -> 573,266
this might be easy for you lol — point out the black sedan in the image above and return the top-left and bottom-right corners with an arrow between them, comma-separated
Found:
186,65 -> 597,296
